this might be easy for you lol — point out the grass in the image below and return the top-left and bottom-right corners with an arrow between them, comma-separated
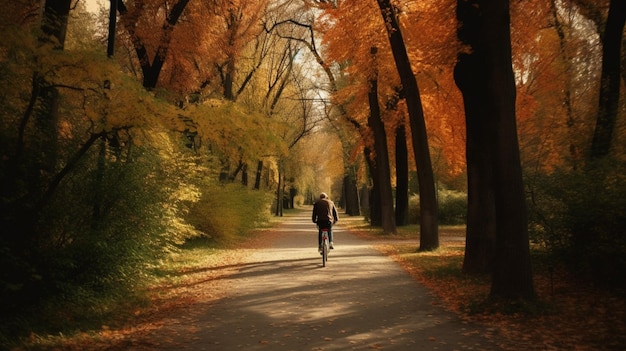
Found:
10,221 -> 275,351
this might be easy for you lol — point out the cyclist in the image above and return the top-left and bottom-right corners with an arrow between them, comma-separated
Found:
312,192 -> 338,252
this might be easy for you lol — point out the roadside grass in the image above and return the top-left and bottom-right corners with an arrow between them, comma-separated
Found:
13,221 -> 278,351
16,210 -> 626,350
342,216 -> 626,351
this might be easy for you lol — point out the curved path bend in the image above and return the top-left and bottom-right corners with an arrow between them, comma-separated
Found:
152,209 -> 501,351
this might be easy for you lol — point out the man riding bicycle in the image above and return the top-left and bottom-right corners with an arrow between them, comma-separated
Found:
312,192 -> 338,252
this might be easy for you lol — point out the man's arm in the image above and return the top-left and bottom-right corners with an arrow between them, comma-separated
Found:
312,203 -> 317,223
332,205 -> 338,223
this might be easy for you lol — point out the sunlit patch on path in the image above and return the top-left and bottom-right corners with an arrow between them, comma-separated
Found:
136,209 -> 502,350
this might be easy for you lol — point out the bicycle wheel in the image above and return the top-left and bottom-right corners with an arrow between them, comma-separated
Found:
322,237 -> 329,267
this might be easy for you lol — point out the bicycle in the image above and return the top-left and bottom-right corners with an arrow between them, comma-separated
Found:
319,226 -> 330,267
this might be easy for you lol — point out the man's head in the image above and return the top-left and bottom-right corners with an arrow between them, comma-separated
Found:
320,192 -> 327,199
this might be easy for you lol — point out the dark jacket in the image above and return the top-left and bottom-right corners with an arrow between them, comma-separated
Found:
312,198 -> 338,224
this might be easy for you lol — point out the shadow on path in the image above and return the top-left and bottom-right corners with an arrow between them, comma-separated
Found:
145,209 -> 502,351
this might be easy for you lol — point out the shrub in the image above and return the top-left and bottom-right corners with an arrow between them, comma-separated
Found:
408,188 -> 467,225
438,189 -> 468,225
525,160 -> 626,289
0,143 -> 188,345
186,182 -> 273,244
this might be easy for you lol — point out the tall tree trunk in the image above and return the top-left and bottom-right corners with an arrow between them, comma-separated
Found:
364,146 -> 381,226
254,160 -> 263,190
36,0 -> 72,182
549,0 -> 580,169
368,48 -> 396,234
241,163 -> 248,186
223,58 -> 236,100
107,0 -> 118,57
275,170 -> 283,216
376,0 -> 438,249
41,0 -> 72,49
464,104 -> 497,274
343,171 -> 360,216
455,0 -> 497,274
92,137 -> 107,227
482,0 -> 534,300
589,0 -> 625,160
395,124 -> 409,226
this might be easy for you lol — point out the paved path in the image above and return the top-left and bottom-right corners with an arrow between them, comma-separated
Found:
152,209 -> 501,351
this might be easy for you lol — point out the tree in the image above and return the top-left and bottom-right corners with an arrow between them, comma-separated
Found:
589,0 -> 625,159
395,124 -> 410,226
117,0 -> 192,89
376,0 -> 439,250
368,46 -> 397,234
456,0 -> 535,299
264,7 -> 368,217
454,0 -> 496,274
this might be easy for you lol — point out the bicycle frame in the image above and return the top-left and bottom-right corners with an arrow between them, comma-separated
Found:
320,228 -> 329,267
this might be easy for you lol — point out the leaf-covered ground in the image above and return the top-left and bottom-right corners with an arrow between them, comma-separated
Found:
353,227 -> 626,351
16,218 -> 625,350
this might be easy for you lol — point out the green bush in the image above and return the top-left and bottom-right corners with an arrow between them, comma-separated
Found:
186,182 -> 273,245
525,160 -> 626,289
0,144 -> 188,345
438,189 -> 468,225
408,188 -> 467,225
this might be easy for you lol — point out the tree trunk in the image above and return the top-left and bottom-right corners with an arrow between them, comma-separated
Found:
376,0 -> 438,249
107,0 -> 118,57
241,163 -> 248,186
482,0 -> 535,300
464,123 -> 496,273
589,0 -> 625,159
41,0 -> 72,49
455,0 -> 496,275
395,125 -> 409,226
364,146 -> 381,226
549,0 -> 580,169
368,50 -> 396,234
275,170 -> 283,216
36,0 -> 72,182
343,172 -> 361,216
254,160 -> 263,189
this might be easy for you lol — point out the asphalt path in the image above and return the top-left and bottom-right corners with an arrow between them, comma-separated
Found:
152,209 -> 502,351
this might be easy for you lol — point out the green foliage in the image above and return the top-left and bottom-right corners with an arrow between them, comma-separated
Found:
0,22 -> 228,346
186,182 -> 273,245
0,5 -> 328,347
185,100 -> 288,166
408,188 -> 467,225
526,159 -> 626,289
437,189 -> 468,225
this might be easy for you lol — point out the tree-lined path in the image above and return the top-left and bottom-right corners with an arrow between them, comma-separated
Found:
136,209 -> 501,351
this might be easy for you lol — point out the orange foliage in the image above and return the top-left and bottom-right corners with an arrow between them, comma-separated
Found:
316,0 -> 466,183
116,0 -> 269,96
